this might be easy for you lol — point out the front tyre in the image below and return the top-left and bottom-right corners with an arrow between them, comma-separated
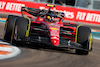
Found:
75,26 -> 93,55
4,15 -> 20,41
11,17 -> 29,44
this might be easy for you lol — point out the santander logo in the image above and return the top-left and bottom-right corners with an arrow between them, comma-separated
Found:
39,6 -> 74,19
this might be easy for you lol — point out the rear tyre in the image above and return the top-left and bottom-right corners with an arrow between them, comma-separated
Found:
11,17 -> 29,44
75,26 -> 92,55
4,15 -> 20,41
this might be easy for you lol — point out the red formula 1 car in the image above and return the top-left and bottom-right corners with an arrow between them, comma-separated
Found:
4,4 -> 93,55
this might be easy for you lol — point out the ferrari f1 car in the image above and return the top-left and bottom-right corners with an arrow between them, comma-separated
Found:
4,4 -> 93,55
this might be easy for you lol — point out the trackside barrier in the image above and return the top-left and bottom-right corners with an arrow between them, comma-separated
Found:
92,32 -> 100,40
1,0 -> 100,25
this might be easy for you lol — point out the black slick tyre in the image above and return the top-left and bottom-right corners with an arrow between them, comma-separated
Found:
75,26 -> 92,55
4,15 -> 20,41
11,17 -> 29,44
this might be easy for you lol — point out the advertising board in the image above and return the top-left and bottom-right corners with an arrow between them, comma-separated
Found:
0,0 -> 100,25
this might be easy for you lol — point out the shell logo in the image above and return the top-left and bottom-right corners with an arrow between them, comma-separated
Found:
54,41 -> 56,43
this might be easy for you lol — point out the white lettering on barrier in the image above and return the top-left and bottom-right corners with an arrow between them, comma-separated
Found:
65,11 -> 74,19
0,1 -> 6,9
76,12 -> 86,20
1,2 -> 100,24
86,13 -> 100,23
5,2 -> 25,12
39,6 -> 74,19
39,6 -> 100,23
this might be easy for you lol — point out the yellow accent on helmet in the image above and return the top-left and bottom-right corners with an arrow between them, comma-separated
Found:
46,4 -> 55,7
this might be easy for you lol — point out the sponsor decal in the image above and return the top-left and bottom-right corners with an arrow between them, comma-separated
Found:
76,12 -> 100,23
0,1 -> 25,12
54,40 -> 56,43
39,6 -> 74,19
50,28 -> 59,37
51,36 -> 59,40
1,0 -> 100,25
39,6 -> 100,24
50,27 -> 58,30
86,13 -> 100,22
76,11 -> 86,20
5,2 -> 25,12
48,23 -> 59,27
0,1 -> 6,9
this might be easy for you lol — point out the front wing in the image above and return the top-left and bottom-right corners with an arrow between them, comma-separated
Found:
15,36 -> 90,51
